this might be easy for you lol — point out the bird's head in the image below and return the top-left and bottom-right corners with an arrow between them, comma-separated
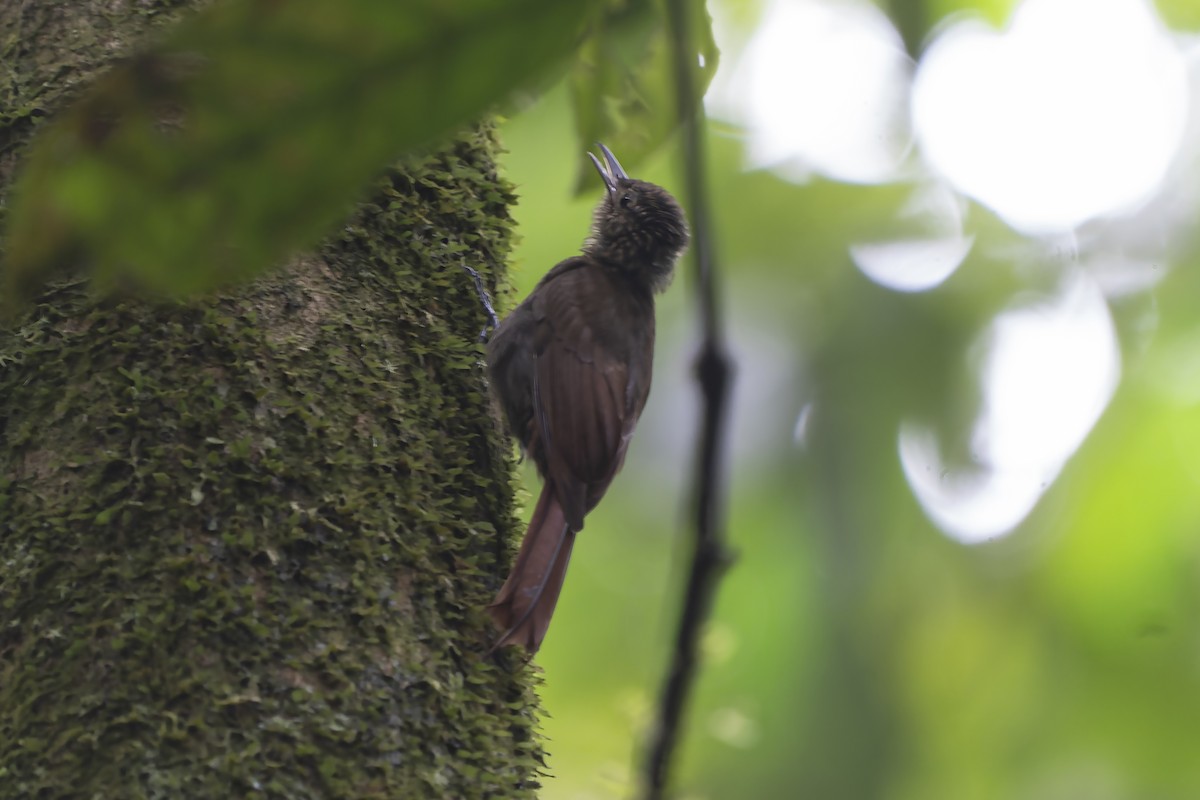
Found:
585,144 -> 689,293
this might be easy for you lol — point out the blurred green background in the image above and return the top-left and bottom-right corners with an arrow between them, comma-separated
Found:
497,1 -> 1200,797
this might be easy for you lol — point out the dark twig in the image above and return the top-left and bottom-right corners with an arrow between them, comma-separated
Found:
641,0 -> 734,797
461,264 -> 499,341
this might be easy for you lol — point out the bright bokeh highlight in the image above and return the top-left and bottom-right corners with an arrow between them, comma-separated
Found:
900,272 -> 1120,542
720,0 -> 912,183
912,0 -> 1189,232
849,181 -> 973,290
713,0 -> 1182,539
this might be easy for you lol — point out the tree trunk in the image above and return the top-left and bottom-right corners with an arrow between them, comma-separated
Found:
1,3 -> 542,797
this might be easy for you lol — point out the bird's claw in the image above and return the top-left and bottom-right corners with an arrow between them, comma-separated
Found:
462,265 -> 499,342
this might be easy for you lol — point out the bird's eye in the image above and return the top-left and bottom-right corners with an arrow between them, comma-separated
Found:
619,193 -> 632,208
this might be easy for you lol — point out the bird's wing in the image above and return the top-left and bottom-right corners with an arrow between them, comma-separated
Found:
530,263 -> 651,531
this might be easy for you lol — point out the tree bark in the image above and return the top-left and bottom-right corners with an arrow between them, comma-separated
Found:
1,3 -> 541,797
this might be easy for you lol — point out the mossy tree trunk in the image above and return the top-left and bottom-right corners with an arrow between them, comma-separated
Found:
0,3 -> 541,797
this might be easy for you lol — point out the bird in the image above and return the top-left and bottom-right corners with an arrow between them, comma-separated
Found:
485,143 -> 689,654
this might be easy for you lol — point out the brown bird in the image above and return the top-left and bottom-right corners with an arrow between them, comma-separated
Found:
485,144 -> 689,653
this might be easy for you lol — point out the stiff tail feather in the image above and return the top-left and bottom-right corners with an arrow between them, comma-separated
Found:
488,483 -> 575,654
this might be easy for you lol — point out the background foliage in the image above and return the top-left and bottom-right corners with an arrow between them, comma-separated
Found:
499,2 -> 1200,799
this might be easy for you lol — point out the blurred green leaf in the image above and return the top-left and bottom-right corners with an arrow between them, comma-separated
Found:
877,0 -> 1020,54
3,0 -> 595,303
569,0 -> 719,194
884,0 -> 931,56
1156,0 -> 1200,29
924,0 -> 1020,27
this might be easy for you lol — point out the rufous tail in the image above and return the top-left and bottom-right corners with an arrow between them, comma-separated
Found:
488,483 -> 575,654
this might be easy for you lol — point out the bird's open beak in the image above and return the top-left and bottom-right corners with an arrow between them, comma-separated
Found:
587,142 -> 628,197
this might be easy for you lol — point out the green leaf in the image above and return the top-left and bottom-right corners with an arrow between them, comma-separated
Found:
3,0 -> 595,304
568,0 -> 719,194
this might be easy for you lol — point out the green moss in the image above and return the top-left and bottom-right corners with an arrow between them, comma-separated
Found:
0,126 -> 544,798
0,3 -> 545,791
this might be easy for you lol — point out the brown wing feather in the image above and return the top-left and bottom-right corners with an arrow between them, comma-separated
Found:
529,262 -> 654,531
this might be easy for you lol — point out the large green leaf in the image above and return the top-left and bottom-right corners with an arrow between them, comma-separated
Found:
568,0 -> 719,193
3,0 -> 595,302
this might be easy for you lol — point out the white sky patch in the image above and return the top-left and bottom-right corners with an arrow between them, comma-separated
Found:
719,0 -> 912,183
900,272 -> 1121,543
912,0 -> 1189,233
